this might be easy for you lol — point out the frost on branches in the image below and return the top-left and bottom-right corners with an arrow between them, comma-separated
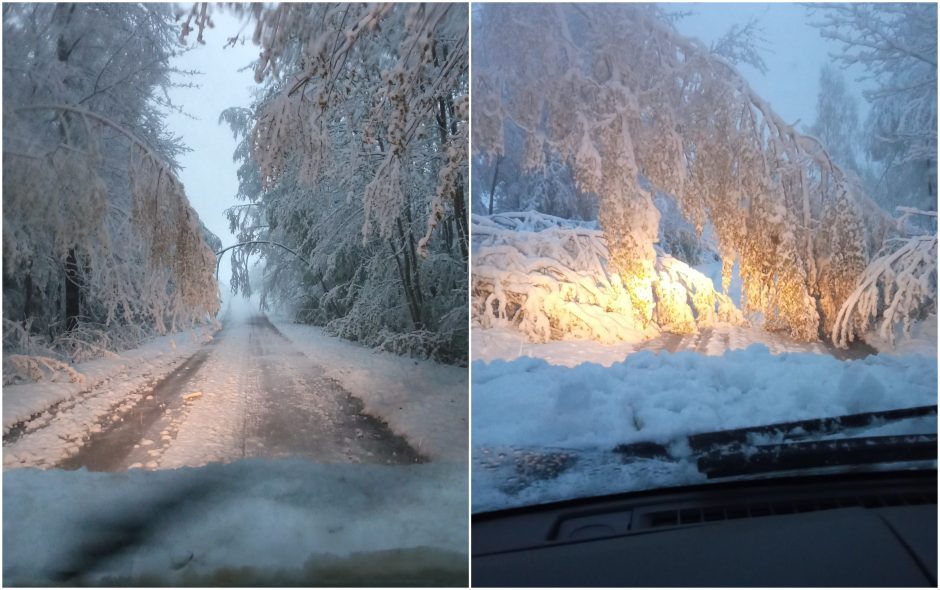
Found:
209,4 -> 468,362
2,4 -> 219,372
473,4 -> 888,343
472,212 -> 743,343
833,211 -> 937,349
808,4 -> 937,216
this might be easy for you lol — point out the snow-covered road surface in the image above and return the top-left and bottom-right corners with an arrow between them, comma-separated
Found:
15,312 -> 425,471
4,309 -> 468,585
472,322 -> 879,368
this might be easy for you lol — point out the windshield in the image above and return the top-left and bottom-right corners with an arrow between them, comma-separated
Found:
3,4 -> 469,585
470,3 -> 938,513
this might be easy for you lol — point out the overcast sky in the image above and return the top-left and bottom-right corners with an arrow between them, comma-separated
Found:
671,3 -> 871,129
163,9 -> 258,289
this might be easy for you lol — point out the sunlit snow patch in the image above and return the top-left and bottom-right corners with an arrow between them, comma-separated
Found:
472,211 -> 743,345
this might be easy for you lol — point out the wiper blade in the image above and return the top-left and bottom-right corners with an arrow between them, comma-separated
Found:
697,434 -> 938,479
612,404 -> 938,459
687,404 -> 937,451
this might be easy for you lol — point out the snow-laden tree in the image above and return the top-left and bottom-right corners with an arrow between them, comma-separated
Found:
3,4 -> 219,364
806,4 -> 937,348
474,4 -> 886,342
809,3 -> 937,214
833,210 -> 937,348
208,4 -> 469,362
807,65 -> 862,176
473,124 -> 598,222
472,212 -> 742,342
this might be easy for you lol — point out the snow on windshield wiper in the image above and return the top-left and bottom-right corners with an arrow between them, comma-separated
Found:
697,434 -> 938,479
612,404 -> 937,480
474,406 -> 938,499
686,404 -> 938,450
613,404 -> 937,460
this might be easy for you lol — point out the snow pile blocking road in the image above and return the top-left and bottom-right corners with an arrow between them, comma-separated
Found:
271,318 -> 468,462
3,458 -> 467,586
472,346 -> 937,510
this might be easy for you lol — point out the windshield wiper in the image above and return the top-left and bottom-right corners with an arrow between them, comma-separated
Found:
687,404 -> 938,451
613,404 -> 937,460
697,434 -> 938,479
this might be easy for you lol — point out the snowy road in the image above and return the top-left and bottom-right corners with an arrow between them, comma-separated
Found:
645,326 -> 876,360
473,323 -> 878,368
56,312 -> 424,472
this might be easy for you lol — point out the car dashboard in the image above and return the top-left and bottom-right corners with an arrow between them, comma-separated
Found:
472,469 -> 937,587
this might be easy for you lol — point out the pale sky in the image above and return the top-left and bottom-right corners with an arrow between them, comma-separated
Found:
671,3 -> 872,131
163,9 -> 259,290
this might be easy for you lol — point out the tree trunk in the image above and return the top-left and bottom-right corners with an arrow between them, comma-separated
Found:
452,177 -> 469,262
390,218 -> 424,330
488,156 -> 502,215
65,248 -> 80,332
24,270 -> 33,320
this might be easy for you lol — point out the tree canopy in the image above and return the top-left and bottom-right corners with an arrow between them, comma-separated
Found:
210,4 -> 469,361
473,4 -> 901,342
3,3 -> 219,362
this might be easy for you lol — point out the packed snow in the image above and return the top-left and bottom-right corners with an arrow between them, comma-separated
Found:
270,317 -> 468,462
472,346 -> 937,511
3,327 -> 218,469
4,459 -> 467,585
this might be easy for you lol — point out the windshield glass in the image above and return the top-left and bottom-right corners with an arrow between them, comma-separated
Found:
3,3 -> 469,585
470,2 -> 938,513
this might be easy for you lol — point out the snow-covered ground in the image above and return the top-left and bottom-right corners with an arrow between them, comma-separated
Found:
4,296 -> 470,584
3,327 -> 218,468
471,346 -> 937,511
270,318 -> 468,463
471,322 -> 833,367
3,327 -> 216,432
4,459 -> 467,585
5,294 -> 467,468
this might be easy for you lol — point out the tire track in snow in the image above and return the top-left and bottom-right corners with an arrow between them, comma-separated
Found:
57,311 -> 423,471
57,345 -> 216,471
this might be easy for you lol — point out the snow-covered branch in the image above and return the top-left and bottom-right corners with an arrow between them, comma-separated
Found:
832,233 -> 937,348
473,212 -> 743,343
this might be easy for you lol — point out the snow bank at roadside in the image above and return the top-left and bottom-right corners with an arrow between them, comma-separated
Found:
270,319 -> 468,462
3,327 -> 216,433
473,346 -> 937,450
3,458 -> 467,586
863,313 -> 938,357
